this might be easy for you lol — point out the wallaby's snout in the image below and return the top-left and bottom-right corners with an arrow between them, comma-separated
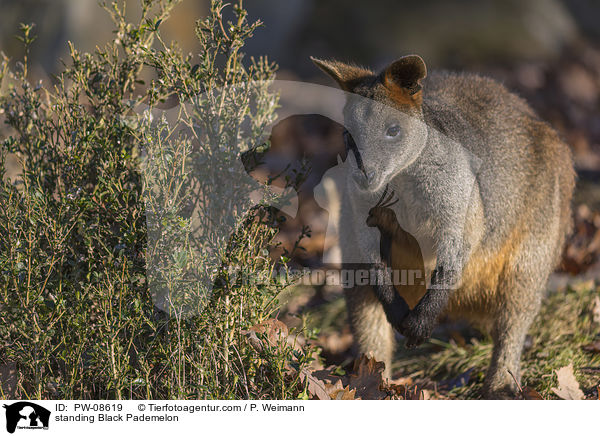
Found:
352,167 -> 374,188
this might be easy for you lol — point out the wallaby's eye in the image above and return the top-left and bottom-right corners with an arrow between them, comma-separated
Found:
385,124 -> 402,138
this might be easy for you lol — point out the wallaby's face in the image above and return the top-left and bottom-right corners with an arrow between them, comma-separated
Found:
312,55 -> 428,191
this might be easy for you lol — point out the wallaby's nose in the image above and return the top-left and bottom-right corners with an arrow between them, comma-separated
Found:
353,168 -> 375,188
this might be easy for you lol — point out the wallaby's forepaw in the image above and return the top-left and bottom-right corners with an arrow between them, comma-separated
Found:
400,309 -> 434,348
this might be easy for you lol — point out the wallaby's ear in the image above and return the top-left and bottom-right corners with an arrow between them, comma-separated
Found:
382,55 -> 427,103
310,57 -> 373,92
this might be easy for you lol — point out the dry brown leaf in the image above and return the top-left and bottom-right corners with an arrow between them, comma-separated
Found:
249,319 -> 289,346
324,379 -> 356,400
311,367 -> 347,386
521,386 -> 544,400
582,340 -> 600,354
348,355 -> 387,400
385,376 -> 413,399
245,319 -> 290,352
300,368 -> 330,400
310,367 -> 357,400
331,387 -> 356,400
323,379 -> 344,396
551,363 -> 585,400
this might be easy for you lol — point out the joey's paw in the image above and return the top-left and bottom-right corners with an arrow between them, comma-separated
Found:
401,311 -> 434,349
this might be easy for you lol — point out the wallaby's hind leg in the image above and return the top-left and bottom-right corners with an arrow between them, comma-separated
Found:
484,306 -> 537,398
483,274 -> 544,399
345,284 -> 395,378
482,165 -> 569,398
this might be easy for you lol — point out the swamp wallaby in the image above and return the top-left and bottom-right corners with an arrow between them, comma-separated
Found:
311,54 -> 575,398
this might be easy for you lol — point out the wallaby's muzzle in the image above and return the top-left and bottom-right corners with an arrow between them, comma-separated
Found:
352,167 -> 374,188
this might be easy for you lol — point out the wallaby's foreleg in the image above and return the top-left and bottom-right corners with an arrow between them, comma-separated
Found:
400,239 -> 465,348
371,265 -> 411,329
345,283 -> 396,378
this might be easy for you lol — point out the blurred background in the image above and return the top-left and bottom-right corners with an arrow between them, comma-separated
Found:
1,0 -> 600,374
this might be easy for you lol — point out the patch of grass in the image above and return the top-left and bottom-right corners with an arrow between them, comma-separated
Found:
392,281 -> 600,398
522,281 -> 600,397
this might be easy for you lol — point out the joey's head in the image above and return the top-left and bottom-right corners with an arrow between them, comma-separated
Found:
366,185 -> 399,229
311,55 -> 428,191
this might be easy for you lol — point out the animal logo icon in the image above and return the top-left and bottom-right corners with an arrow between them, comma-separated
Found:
3,402 -> 50,433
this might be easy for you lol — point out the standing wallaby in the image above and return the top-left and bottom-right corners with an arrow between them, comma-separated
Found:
311,54 -> 575,398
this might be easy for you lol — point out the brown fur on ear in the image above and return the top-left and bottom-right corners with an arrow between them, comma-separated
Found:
310,57 -> 373,92
382,55 -> 427,105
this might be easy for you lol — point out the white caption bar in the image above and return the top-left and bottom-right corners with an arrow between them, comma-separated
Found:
0,400 -> 597,435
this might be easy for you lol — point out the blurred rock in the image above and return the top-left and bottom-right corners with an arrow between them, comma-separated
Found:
559,64 -> 598,105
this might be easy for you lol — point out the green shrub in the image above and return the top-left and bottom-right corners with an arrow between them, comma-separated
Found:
0,0 -> 315,400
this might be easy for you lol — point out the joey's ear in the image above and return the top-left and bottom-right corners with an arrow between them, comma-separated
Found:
382,55 -> 427,102
310,57 -> 373,92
